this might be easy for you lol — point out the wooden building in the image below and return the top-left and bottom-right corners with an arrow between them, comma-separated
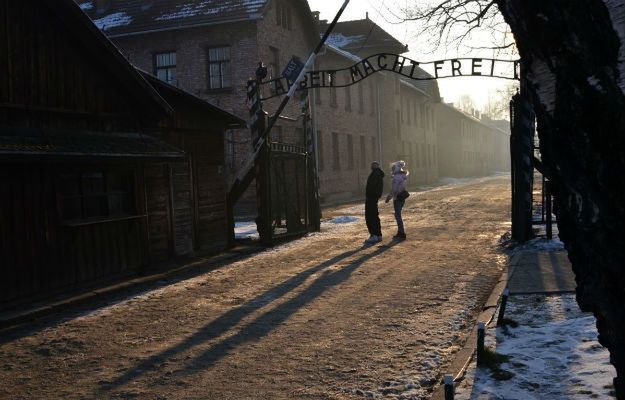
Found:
0,0 -> 243,305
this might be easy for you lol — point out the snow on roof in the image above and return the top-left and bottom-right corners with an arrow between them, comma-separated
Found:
325,43 -> 361,63
155,0 -> 265,21
93,11 -> 132,31
325,33 -> 367,49
76,0 -> 268,36
79,1 -> 93,10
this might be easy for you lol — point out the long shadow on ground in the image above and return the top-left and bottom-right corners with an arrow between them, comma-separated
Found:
100,242 -> 398,393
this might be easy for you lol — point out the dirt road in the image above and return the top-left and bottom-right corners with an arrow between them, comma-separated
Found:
0,176 -> 511,400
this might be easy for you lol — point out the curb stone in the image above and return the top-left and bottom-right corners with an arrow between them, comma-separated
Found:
0,246 -> 262,330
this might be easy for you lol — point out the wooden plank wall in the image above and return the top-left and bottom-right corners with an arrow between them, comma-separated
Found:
0,164 -> 145,305
144,163 -> 173,264
171,162 -> 194,256
0,0 -> 138,131
189,137 -> 228,252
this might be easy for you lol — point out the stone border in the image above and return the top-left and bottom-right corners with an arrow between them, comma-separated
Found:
0,246 -> 262,330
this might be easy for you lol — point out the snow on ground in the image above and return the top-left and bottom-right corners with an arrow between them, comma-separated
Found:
455,294 -> 616,399
327,216 -> 359,224
234,221 -> 259,240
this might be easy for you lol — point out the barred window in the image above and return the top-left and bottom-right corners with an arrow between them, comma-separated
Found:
154,52 -> 177,86
207,46 -> 231,89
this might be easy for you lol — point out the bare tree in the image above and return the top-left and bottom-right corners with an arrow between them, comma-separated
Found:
482,81 -> 518,120
398,1 -> 625,397
456,93 -> 477,114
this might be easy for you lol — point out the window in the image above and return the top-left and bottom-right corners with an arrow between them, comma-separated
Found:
358,83 -> 364,113
276,2 -> 292,30
396,110 -> 401,138
407,99 -> 411,125
315,85 -> 322,105
344,80 -> 351,112
207,46 -> 231,89
371,136 -> 376,160
370,81 -> 376,115
58,170 -> 135,222
269,46 -> 280,80
154,52 -> 177,86
332,132 -> 340,170
272,125 -> 283,142
360,136 -> 366,168
415,143 -> 419,167
347,134 -> 354,170
317,130 -> 324,172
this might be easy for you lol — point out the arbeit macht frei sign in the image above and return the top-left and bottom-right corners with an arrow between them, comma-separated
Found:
260,53 -> 520,100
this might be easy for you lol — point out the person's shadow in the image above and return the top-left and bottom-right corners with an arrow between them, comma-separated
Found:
99,241 -> 398,393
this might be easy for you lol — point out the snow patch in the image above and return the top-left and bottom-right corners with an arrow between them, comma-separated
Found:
155,1 -> 265,21
514,237 -> 565,252
234,221 -> 259,240
529,58 -> 557,115
93,12 -> 132,31
328,216 -> 359,224
326,33 -> 367,49
79,1 -> 94,10
456,294 -> 616,399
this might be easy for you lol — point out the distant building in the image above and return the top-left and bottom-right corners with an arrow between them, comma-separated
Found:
316,16 -> 442,202
435,103 -> 510,178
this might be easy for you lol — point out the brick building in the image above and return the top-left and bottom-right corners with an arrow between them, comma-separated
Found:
79,0 -> 507,210
435,103 -> 510,178
316,16 -> 441,203
77,0 -> 319,213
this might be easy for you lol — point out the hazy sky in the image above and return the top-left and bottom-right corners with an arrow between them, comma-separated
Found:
308,0 -> 517,110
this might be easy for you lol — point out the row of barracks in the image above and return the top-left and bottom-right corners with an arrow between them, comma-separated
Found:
0,0 -> 511,305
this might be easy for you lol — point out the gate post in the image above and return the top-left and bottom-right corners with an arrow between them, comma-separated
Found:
510,73 -> 535,243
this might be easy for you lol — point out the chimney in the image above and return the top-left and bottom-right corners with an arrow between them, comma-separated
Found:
366,12 -> 369,20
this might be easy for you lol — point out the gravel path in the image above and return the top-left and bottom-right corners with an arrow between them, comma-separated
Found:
0,176 -> 511,400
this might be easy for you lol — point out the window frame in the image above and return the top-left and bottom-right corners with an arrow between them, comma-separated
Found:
153,51 -> 177,86
207,45 -> 232,90
57,168 -> 137,224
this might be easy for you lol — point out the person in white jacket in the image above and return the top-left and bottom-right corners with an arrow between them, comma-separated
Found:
385,160 -> 409,239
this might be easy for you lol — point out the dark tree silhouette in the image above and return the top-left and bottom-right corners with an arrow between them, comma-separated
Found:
401,1 -> 625,397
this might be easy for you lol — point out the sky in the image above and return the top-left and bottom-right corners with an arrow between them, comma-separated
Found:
307,0 -> 518,111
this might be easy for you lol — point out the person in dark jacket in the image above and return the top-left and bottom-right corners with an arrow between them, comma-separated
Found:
364,161 -> 384,244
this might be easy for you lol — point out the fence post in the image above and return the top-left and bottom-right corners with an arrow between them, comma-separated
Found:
545,180 -> 553,240
497,288 -> 510,326
476,322 -> 486,366
444,374 -> 454,400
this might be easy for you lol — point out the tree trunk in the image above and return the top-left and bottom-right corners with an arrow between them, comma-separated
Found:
496,0 -> 625,397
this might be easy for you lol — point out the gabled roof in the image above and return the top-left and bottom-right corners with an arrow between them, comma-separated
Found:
320,18 -> 407,56
139,70 -> 246,128
47,0 -> 173,118
76,0 -> 269,37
